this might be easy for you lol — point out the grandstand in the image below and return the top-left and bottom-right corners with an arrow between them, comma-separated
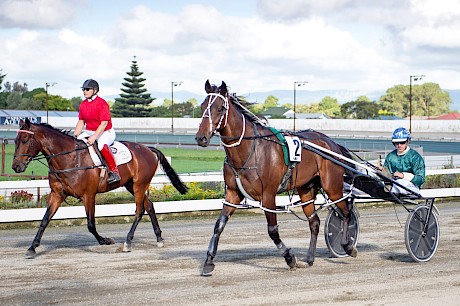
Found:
0,109 -> 78,125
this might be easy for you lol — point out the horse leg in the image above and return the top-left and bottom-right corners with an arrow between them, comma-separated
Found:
337,199 -> 358,257
201,205 -> 237,276
122,183 -> 145,252
265,212 -> 297,269
300,189 -> 320,266
25,192 -> 64,258
84,195 -> 115,245
145,198 -> 164,247
123,205 -> 145,252
123,195 -> 164,252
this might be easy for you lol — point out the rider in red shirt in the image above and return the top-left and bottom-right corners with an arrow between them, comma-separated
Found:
74,79 -> 120,184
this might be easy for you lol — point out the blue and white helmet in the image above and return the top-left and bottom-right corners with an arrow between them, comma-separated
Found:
392,127 -> 411,142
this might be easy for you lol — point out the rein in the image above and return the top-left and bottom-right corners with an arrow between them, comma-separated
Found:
16,128 -> 101,174
46,142 -> 101,174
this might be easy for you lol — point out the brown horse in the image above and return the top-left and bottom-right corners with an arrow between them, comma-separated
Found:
195,80 -> 357,276
12,118 -> 188,258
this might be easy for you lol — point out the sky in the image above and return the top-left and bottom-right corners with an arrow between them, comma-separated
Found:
1,0 -> 460,101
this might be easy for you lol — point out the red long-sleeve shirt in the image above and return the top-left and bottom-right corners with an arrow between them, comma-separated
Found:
78,96 -> 113,131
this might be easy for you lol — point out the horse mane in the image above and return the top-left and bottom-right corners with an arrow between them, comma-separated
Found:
228,94 -> 269,127
209,82 -> 268,127
36,122 -> 74,138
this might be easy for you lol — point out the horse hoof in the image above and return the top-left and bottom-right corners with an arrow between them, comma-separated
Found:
306,254 -> 315,266
157,240 -> 164,248
350,246 -> 358,258
295,261 -> 309,268
201,263 -> 215,277
287,254 -> 297,269
100,237 -> 115,245
25,249 -> 36,259
122,242 -> 132,252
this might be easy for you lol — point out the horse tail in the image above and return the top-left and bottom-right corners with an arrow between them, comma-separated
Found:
148,146 -> 189,194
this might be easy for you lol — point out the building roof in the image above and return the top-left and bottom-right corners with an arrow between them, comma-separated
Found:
285,112 -> 331,119
261,107 -> 330,119
0,109 -> 79,117
432,112 -> 460,120
261,107 -> 290,117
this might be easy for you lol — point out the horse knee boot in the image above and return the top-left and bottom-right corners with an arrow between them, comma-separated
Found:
101,144 -> 120,184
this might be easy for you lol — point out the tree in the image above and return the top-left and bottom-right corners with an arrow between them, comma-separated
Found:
0,69 -> 6,88
263,95 -> 279,110
186,98 -> 200,118
150,105 -> 170,117
71,97 -> 82,111
112,57 -> 155,117
378,82 -> 451,118
414,82 -> 451,117
318,96 -> 341,117
341,97 -> 380,119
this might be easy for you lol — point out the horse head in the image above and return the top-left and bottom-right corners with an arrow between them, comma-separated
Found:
195,80 -> 230,147
12,118 -> 42,173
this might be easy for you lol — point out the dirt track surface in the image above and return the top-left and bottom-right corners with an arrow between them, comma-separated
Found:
1,201 -> 460,306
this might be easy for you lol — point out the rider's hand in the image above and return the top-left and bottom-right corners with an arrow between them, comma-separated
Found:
87,136 -> 96,145
393,171 -> 404,179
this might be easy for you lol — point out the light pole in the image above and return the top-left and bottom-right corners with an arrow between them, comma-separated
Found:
171,81 -> 183,133
45,82 -> 57,123
293,81 -> 308,132
409,75 -> 424,133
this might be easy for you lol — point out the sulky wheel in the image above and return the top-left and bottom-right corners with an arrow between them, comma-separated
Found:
324,207 -> 360,258
405,204 -> 440,262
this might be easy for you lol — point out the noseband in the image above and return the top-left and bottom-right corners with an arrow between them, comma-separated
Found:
202,93 -> 246,147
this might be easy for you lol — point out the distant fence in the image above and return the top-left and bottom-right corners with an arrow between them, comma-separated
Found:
1,168 -> 460,223
2,187 -> 460,223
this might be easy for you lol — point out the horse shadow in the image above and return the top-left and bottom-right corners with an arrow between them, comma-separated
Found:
379,252 -> 414,263
14,230 -> 128,257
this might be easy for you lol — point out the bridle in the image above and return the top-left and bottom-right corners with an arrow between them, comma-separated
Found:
202,93 -> 246,148
14,129 -> 36,168
14,128 -> 98,173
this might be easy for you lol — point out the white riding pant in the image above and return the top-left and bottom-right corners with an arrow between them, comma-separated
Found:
85,128 -> 116,150
391,179 -> 420,195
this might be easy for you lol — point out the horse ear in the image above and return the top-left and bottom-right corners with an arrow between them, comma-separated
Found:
205,80 -> 212,93
19,119 -> 24,127
220,81 -> 227,95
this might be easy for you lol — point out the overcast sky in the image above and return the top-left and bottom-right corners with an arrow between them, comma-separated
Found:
1,0 -> 459,100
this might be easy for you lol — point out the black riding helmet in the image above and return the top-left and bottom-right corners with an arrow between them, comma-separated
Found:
81,79 -> 99,92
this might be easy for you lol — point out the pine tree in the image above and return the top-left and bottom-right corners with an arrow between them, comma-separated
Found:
112,57 -> 155,117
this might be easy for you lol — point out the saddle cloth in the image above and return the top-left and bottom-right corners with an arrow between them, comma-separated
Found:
77,133 -> 132,166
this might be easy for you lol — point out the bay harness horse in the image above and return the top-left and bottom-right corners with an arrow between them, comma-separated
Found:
195,80 -> 357,276
12,118 -> 188,258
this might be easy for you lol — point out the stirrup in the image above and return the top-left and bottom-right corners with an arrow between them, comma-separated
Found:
107,171 -> 121,184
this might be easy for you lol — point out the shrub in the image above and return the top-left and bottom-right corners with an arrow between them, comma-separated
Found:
424,173 -> 460,189
10,190 -> 34,204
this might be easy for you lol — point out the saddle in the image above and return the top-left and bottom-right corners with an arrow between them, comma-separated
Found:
77,133 -> 132,167
268,127 -> 300,193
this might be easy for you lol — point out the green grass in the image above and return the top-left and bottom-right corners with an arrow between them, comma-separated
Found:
158,148 -> 225,173
2,145 -> 225,180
